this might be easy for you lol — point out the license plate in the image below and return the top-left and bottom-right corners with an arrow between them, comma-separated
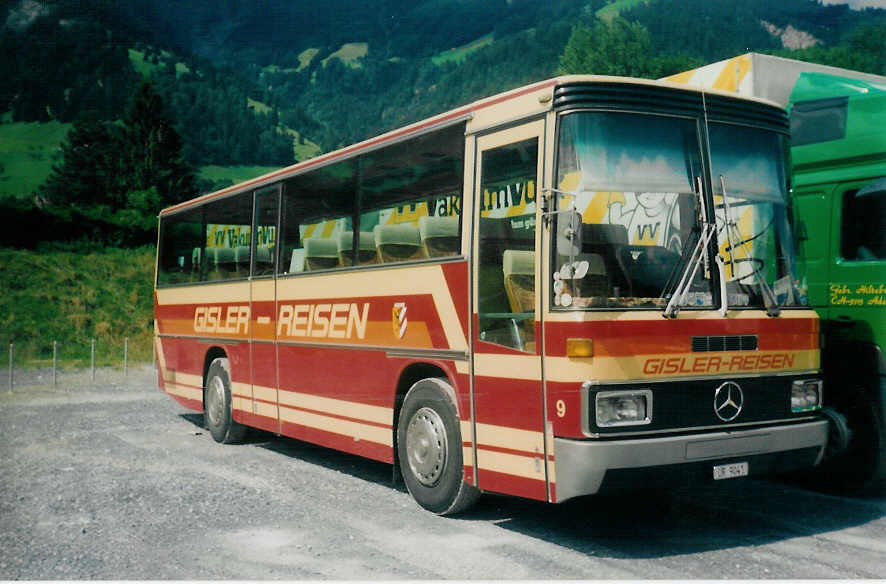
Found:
713,461 -> 749,480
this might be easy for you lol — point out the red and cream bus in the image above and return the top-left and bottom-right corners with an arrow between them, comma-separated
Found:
155,75 -> 828,514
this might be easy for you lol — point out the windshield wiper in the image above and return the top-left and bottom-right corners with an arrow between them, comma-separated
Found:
718,175 -> 780,317
664,177 -> 728,318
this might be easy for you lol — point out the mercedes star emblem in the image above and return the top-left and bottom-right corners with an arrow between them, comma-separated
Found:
714,381 -> 744,422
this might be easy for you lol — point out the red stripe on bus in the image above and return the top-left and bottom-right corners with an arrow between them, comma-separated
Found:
476,468 -> 547,502
544,317 -> 817,356
441,261 -> 470,342
278,402 -> 392,430
279,421 -> 393,464
476,443 -> 544,460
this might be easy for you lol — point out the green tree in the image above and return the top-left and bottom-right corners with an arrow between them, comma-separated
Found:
39,115 -> 120,211
559,17 -> 702,79
38,84 -> 199,246
559,18 -> 657,77
120,82 -> 197,207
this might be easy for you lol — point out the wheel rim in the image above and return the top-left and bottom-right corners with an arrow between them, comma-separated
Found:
207,375 -> 226,427
405,406 -> 448,486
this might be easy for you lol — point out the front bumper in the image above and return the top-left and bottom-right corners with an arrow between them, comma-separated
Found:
553,420 -> 828,502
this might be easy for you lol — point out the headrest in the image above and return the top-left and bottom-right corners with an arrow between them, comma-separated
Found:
337,231 -> 375,252
304,238 -> 338,258
254,246 -> 271,262
373,224 -> 420,247
234,246 -> 250,263
209,247 -> 235,263
503,249 -> 535,276
418,216 -> 458,239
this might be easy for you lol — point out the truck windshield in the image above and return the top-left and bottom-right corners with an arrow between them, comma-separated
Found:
552,111 -> 711,309
708,123 -> 807,308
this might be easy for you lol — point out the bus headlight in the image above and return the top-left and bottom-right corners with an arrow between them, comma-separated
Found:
596,390 -> 652,427
791,379 -> 822,412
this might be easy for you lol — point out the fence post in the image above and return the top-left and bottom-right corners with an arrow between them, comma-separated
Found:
91,338 -> 96,381
53,341 -> 58,388
124,337 -> 128,377
7,343 -> 12,393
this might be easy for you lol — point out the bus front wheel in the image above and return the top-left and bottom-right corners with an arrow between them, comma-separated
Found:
397,378 -> 479,515
204,357 -> 246,444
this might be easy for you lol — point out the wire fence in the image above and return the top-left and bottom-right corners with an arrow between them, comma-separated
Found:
4,338 -> 155,392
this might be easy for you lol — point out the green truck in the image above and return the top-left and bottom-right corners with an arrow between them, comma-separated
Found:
667,54 -> 886,492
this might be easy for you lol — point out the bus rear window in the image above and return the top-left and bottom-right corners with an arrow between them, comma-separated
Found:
157,208 -> 202,285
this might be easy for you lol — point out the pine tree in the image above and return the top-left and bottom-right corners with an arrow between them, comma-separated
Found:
39,115 -> 121,211
120,82 -> 197,207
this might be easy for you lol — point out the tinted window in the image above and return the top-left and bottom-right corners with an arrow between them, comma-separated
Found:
157,207 -> 203,286
279,160 -> 357,274
790,97 -> 848,147
841,182 -> 886,261
202,194 -> 254,281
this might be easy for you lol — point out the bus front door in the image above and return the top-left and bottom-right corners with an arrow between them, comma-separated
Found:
471,121 -> 549,501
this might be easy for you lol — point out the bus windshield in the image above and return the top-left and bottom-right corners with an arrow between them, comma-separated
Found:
552,112 -> 805,311
552,111 -> 710,309
708,123 -> 807,308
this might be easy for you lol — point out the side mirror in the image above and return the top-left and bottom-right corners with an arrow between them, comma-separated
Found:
556,210 -> 583,258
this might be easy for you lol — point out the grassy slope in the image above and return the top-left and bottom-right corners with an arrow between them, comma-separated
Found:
321,43 -> 369,68
596,0 -> 653,22
431,34 -> 494,66
0,247 -> 156,366
0,120 -> 70,199
129,48 -> 190,77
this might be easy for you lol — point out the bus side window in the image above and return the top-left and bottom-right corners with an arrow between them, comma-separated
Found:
157,207 -> 203,286
355,124 -> 464,266
201,194 -> 252,282
279,159 -> 357,275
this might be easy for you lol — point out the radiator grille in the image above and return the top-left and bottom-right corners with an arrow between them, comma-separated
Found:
691,335 -> 758,352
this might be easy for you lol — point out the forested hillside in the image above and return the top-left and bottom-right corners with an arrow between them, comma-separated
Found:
4,0 -> 885,164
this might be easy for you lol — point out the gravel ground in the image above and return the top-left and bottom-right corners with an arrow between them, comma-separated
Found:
1,367 -> 886,579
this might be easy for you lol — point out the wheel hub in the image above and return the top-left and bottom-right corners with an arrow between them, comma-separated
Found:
406,406 -> 448,486
207,376 -> 225,427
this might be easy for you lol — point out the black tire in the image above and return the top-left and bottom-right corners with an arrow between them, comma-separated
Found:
397,378 -> 479,515
204,357 -> 246,444
817,393 -> 885,495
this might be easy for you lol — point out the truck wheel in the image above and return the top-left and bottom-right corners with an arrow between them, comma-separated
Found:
397,378 -> 479,515
819,390 -> 885,494
204,358 -> 246,444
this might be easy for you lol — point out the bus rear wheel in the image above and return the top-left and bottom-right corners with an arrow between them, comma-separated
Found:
397,378 -> 479,515
204,357 -> 246,444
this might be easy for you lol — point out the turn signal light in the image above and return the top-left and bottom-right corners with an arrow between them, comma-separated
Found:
566,338 -> 593,358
